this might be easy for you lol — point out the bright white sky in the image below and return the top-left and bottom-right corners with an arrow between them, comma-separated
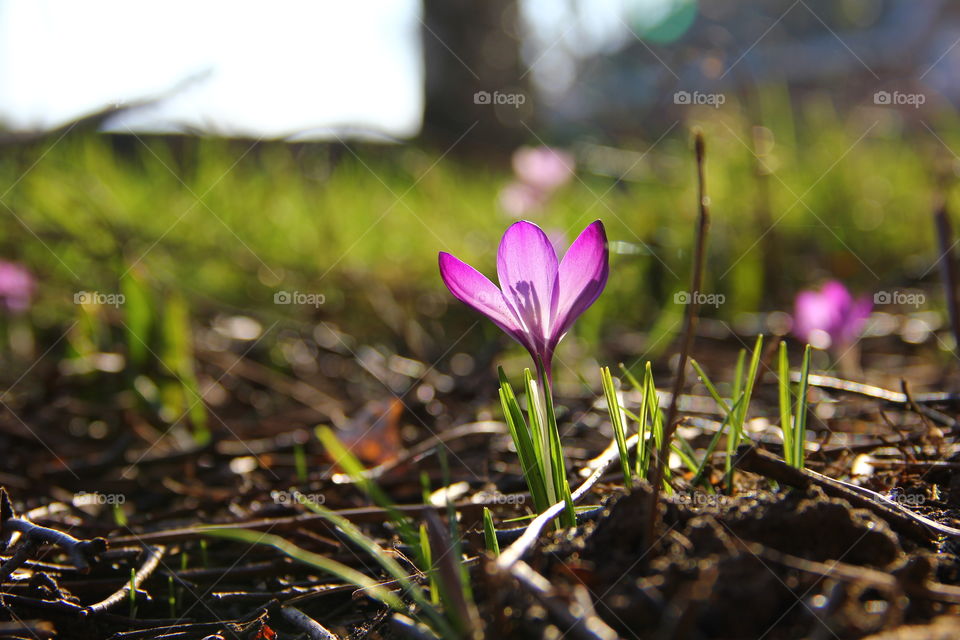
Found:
0,0 -> 424,139
0,0 -> 674,139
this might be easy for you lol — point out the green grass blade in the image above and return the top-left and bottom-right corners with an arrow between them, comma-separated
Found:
731,349 -> 746,406
643,372 -> 672,490
621,362 -> 648,479
121,267 -> 152,370
619,361 -> 655,479
289,498 -> 454,637
636,364 -> 650,479
671,438 -> 700,475
524,369 -> 556,505
438,448 -> 473,604
690,395 -> 744,488
204,528 -> 405,612
483,507 -> 499,556
618,362 -> 644,393
499,367 -> 545,474
794,344 -> 812,469
129,567 -> 137,618
601,366 -> 632,489
778,341 -> 794,466
294,442 -> 307,484
734,335 -> 764,435
420,524 -> 439,604
316,427 -> 417,547
498,372 -> 550,514
643,362 -> 661,479
424,511 -> 477,635
161,294 -> 209,445
726,335 -> 765,488
691,359 -> 732,414
498,388 -> 549,513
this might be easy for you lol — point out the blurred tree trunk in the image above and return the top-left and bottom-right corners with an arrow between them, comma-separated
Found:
421,0 -> 528,152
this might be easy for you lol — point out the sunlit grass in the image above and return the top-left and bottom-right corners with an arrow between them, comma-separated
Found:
2,91 -> 955,371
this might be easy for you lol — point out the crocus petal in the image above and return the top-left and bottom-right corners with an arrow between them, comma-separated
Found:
551,220 -> 608,345
839,296 -> 872,344
496,221 -> 559,348
821,280 -> 853,308
793,280 -> 871,349
793,291 -> 836,344
438,252 -> 531,350
0,262 -> 35,314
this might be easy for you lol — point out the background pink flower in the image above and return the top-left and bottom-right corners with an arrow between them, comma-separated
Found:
511,146 -> 575,192
498,181 -> 547,217
0,261 -> 35,313
793,280 -> 871,350
499,146 -> 575,217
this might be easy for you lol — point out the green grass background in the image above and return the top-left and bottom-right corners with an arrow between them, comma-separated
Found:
2,89 -> 957,362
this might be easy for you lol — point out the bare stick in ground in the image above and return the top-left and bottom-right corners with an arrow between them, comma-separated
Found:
510,561 -> 618,640
280,606 -> 340,640
647,131 -> 711,546
493,435 -> 635,639
84,545 -> 165,615
935,203 -> 960,361
0,488 -> 107,575
497,434 -> 639,568
733,444 -> 960,542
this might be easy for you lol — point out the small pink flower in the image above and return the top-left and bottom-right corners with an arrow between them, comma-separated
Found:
498,181 -> 547,217
511,146 -> 575,192
0,262 -> 35,313
793,280 -> 871,350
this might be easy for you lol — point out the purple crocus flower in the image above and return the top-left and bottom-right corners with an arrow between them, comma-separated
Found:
0,261 -> 35,313
439,220 -> 608,381
793,280 -> 871,350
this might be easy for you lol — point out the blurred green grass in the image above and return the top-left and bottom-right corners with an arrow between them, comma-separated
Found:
2,90 -> 957,359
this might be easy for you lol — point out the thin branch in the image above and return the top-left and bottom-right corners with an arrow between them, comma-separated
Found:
497,434 -> 639,568
0,539 -> 37,581
734,445 -> 960,542
0,489 -> 107,575
489,429 -> 630,640
280,606 -> 340,640
797,373 -> 959,429
935,203 -> 960,360
84,545 -> 165,616
511,560 -> 618,640
732,538 -> 960,604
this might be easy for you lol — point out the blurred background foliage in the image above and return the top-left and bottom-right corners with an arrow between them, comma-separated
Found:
3,92 -> 955,350
2,0 -> 959,391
